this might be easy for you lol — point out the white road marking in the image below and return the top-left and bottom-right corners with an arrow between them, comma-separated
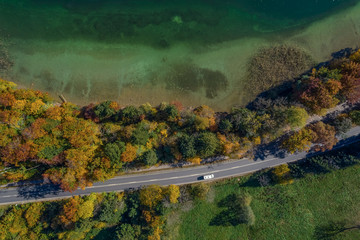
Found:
86,157 -> 289,189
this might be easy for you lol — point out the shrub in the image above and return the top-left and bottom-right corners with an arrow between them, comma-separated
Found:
350,110 -> 360,125
272,164 -> 294,185
332,117 -> 352,134
240,205 -> 256,226
190,183 -> 210,200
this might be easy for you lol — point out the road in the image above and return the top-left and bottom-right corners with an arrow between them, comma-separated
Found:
0,126 -> 359,206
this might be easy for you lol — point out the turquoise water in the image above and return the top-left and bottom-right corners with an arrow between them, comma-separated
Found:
0,0 -> 356,45
0,0 -> 359,109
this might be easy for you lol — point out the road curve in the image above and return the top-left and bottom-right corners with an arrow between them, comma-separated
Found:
0,127 -> 360,206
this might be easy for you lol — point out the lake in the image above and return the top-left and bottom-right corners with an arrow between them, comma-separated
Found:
0,0 -> 359,110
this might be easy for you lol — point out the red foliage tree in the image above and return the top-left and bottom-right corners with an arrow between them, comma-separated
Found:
308,121 -> 338,152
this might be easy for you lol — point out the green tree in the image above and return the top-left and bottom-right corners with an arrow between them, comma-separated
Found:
131,124 -> 150,146
118,106 -> 144,124
195,132 -> 220,158
333,117 -> 352,134
230,108 -> 261,138
159,104 -> 179,121
350,110 -> 360,125
143,150 -> 158,166
218,119 -> 232,133
178,135 -> 196,159
94,101 -> 117,121
116,224 -> 140,240
104,141 -> 126,167
284,106 -> 309,129
99,193 -> 126,224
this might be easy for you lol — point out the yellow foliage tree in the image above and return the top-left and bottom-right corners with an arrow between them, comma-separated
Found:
77,193 -> 96,219
25,202 -> 44,228
272,164 -> 294,185
121,143 -> 137,162
187,157 -> 201,165
166,185 -> 180,204
139,185 -> 163,209
282,128 -> 315,153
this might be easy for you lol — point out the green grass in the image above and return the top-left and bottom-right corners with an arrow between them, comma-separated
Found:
176,166 -> 360,240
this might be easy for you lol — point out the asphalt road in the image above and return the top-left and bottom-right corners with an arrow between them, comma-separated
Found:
0,126 -> 359,206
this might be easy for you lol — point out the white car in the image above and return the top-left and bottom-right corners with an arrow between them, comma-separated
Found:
203,174 -> 214,180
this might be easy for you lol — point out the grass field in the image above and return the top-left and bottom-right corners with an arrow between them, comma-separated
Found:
173,164 -> 360,240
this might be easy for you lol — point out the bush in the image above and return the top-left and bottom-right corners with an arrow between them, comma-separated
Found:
332,117 -> 352,134
350,110 -> 360,125
239,205 -> 255,226
190,183 -> 210,200
195,132 -> 220,158
272,164 -> 294,185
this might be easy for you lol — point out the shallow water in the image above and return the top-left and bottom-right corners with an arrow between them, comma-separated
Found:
0,0 -> 360,110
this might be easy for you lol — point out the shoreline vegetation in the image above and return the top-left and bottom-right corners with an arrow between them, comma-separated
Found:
0,48 -> 359,193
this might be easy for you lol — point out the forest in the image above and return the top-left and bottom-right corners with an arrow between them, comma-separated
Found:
0,49 -> 360,192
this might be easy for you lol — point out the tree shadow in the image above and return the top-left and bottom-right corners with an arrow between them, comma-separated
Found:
314,221 -> 360,240
209,194 -> 251,227
253,138 -> 288,161
17,181 -> 62,199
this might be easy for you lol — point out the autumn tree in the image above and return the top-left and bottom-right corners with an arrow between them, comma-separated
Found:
272,164 -> 294,185
25,202 -> 44,228
121,143 -> 137,163
340,61 -> 360,103
282,128 -> 315,153
308,121 -> 338,152
139,185 -> 163,209
166,185 -> 180,204
297,77 -> 341,113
